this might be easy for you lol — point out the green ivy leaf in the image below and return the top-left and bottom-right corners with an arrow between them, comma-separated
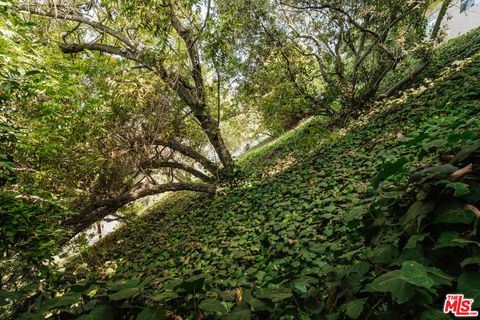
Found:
363,270 -> 415,304
291,276 -> 316,294
458,271 -> 480,307
400,261 -> 434,289
450,139 -> 480,164
223,305 -> 251,320
176,275 -> 205,293
77,305 -> 118,320
401,200 -> 436,231
447,182 -> 470,197
256,288 -> 292,301
368,244 -> 399,264
432,201 -> 475,224
199,299 -> 228,314
460,256 -> 480,268
404,234 -> 428,249
151,292 -> 179,302
422,139 -> 446,152
40,292 -> 82,312
136,307 -> 166,320
411,164 -> 458,181
433,231 -> 480,249
108,287 -> 140,301
248,298 -> 269,312
343,298 -> 367,319
372,157 -> 409,188
108,279 -> 142,291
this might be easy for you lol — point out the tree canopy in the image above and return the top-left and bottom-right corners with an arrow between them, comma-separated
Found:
1,0 -> 449,235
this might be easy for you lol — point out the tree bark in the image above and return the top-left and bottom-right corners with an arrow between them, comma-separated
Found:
169,4 -> 234,171
147,161 -> 214,183
377,59 -> 428,99
190,103 -> 234,171
64,182 -> 215,234
154,139 -> 219,174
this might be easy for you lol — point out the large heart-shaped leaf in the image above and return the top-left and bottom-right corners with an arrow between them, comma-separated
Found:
364,270 -> 415,304
343,298 -> 367,319
137,307 -> 166,320
199,299 -> 228,314
108,287 -> 140,301
458,271 -> 480,308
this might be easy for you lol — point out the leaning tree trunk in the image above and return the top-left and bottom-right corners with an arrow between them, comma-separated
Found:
191,103 -> 233,172
169,3 -> 234,172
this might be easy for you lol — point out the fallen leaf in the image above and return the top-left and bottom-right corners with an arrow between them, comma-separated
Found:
236,287 -> 243,304
449,163 -> 473,181
465,204 -> 480,218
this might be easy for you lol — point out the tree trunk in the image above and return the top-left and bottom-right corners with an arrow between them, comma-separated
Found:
168,3 -> 234,172
430,0 -> 452,41
191,103 -> 234,172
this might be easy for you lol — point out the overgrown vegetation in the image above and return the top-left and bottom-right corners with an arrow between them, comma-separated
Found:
3,27 -> 479,319
2,0 -> 480,318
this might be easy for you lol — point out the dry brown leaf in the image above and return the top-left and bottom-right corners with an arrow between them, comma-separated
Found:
236,287 -> 243,304
288,239 -> 299,245
465,204 -> 480,218
449,163 -> 473,181
440,154 -> 454,161
196,310 -> 204,320
166,312 -> 183,320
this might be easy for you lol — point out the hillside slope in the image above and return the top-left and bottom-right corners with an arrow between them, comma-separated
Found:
65,29 -> 480,319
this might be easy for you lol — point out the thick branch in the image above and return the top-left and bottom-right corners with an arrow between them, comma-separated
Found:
148,161 -> 214,183
14,2 -> 197,108
55,41 -> 140,61
377,59 -> 428,99
430,0 -> 452,41
15,0 -> 233,171
154,139 -> 219,174
168,2 -> 233,171
354,3 -> 420,70
169,4 -> 205,101
14,3 -> 136,48
64,182 -> 215,234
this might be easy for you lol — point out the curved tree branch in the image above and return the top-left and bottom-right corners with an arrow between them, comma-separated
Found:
55,41 -> 140,61
153,139 -> 219,174
168,2 -> 233,171
64,182 -> 215,234
148,161 -> 214,183
14,3 -> 136,49
279,1 -> 380,38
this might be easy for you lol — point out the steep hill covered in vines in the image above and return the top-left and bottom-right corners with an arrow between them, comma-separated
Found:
36,29 -> 480,319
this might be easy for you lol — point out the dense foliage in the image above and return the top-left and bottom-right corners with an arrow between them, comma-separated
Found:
2,0 -> 480,319
4,28 -> 479,319
215,0 -> 446,133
